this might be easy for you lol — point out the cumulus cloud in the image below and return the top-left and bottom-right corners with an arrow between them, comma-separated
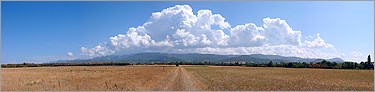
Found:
80,45 -> 114,57
67,52 -> 74,57
345,51 -> 366,62
76,4 -> 357,61
304,33 -> 334,48
228,23 -> 266,47
262,18 -> 302,46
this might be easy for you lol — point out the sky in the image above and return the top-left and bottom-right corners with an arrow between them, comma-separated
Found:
2,1 -> 374,64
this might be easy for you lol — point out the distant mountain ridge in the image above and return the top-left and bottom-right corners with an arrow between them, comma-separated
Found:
52,53 -> 345,64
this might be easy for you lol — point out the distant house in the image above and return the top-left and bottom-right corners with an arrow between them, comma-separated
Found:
311,64 -> 321,68
223,61 -> 246,65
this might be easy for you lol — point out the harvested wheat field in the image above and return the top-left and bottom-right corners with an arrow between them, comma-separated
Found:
184,66 -> 374,91
2,65 -> 374,91
2,65 -> 197,91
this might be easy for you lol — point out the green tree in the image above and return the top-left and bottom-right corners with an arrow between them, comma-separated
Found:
332,62 -> 338,67
320,60 -> 328,68
267,61 -> 274,67
287,62 -> 294,68
367,55 -> 373,69
358,62 -> 365,69
368,55 -> 371,63
302,62 -> 308,68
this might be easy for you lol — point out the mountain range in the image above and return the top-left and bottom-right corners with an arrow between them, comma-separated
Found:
52,53 -> 345,64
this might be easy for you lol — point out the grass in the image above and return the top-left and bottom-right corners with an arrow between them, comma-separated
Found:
184,66 -> 374,91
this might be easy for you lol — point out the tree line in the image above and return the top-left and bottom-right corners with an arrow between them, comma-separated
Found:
230,55 -> 374,70
247,60 -> 374,70
162,55 -> 374,70
2,55 -> 374,70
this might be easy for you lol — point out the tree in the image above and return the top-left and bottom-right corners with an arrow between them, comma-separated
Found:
234,62 -> 239,66
365,55 -> 371,69
332,62 -> 338,67
287,62 -> 294,68
342,62 -> 355,69
267,61 -> 274,67
358,62 -> 365,69
366,55 -> 373,69
319,60 -> 328,68
302,62 -> 309,68
368,55 -> 371,63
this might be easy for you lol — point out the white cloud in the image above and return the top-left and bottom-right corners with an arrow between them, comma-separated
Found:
174,45 -> 343,59
345,51 -> 366,62
80,45 -> 114,58
262,18 -> 302,46
304,33 -> 334,48
229,23 -> 266,47
75,4 -> 358,61
67,52 -> 74,57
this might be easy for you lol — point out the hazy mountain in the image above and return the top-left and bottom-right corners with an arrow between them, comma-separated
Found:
327,58 -> 345,62
221,54 -> 318,64
51,53 -> 343,64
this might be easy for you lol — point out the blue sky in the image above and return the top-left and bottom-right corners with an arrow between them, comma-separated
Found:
2,1 -> 374,64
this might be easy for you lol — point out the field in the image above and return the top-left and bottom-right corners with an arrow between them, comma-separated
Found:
185,66 -> 374,91
2,65 -> 374,91
2,65 -> 180,91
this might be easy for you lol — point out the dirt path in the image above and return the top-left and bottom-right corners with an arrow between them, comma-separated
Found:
155,67 -> 201,91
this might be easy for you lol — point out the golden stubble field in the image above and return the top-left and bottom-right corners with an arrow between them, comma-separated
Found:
1,65 -> 374,91
2,65 -> 179,91
185,66 -> 374,91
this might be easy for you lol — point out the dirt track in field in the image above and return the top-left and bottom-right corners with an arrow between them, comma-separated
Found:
156,67 -> 201,91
